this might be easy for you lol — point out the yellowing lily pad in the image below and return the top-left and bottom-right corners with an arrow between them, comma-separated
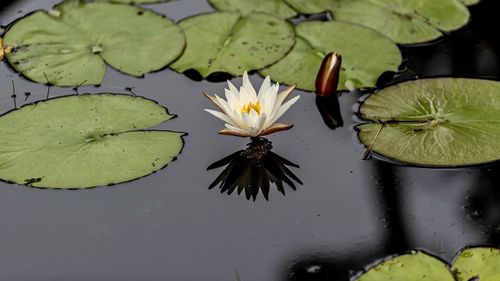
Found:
260,21 -> 402,91
3,0 -> 185,86
0,94 -> 185,189
170,12 -> 295,78
358,78 -> 500,167
284,0 -> 470,44
356,251 -> 454,281
451,247 -> 500,281
208,0 -> 298,18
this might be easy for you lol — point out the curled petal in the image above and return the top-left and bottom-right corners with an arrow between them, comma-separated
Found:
260,123 -> 294,136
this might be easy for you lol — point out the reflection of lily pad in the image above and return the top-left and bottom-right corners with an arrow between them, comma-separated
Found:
356,251 -> 454,281
0,94 -> 185,189
284,0 -> 470,44
260,21 -> 402,91
452,247 -> 500,281
170,12 -> 295,78
208,0 -> 298,18
3,0 -> 185,86
358,78 -> 500,167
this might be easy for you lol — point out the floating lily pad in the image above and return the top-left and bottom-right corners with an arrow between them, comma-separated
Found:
3,0 -> 185,86
355,251 -> 454,281
95,0 -> 171,3
208,0 -> 298,18
358,78 -> 500,167
284,0 -> 470,44
0,94 -> 185,189
452,247 -> 500,281
259,21 -> 402,91
170,12 -> 295,78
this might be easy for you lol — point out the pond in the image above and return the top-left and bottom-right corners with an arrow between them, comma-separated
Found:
0,0 -> 498,280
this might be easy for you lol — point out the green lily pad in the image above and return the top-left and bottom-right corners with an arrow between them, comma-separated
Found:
94,0 -> 171,3
358,78 -> 500,167
170,12 -> 295,78
3,0 -> 185,87
284,0 -> 470,44
452,247 -> 500,281
0,94 -> 185,189
259,21 -> 402,91
355,251 -> 454,281
208,0 -> 298,18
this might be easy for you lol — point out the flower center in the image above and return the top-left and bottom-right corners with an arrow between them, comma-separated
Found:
241,102 -> 261,115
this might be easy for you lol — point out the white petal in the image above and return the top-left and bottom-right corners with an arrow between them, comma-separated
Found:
227,80 -> 238,94
242,71 -> 258,100
215,94 -> 244,128
225,123 -> 247,134
224,89 -> 237,109
269,85 -> 296,120
261,84 -> 278,117
268,95 -> 300,126
257,76 -> 271,100
204,109 -> 237,126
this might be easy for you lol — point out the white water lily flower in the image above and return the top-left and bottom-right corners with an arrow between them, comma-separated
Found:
204,72 -> 300,137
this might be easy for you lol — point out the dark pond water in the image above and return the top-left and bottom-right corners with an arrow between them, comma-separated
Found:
0,1 -> 499,280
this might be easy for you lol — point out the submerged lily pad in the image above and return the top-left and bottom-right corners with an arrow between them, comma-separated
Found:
170,12 -> 295,78
284,0 -> 470,44
260,21 -> 402,91
358,78 -> 500,167
0,94 -> 185,189
208,0 -> 298,18
3,0 -> 185,86
452,247 -> 500,281
356,251 -> 453,281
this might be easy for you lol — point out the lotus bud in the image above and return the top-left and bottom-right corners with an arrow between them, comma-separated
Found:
315,52 -> 342,97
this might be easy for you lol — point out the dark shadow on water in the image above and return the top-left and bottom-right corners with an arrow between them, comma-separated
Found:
466,165 -> 500,245
283,161 -> 410,280
315,94 -> 343,130
207,138 -> 302,201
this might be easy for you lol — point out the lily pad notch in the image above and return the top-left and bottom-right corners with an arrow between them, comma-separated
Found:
357,78 -> 500,167
2,0 -> 185,87
0,93 -> 186,189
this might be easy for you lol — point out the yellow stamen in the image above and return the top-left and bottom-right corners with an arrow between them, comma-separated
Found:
241,102 -> 261,115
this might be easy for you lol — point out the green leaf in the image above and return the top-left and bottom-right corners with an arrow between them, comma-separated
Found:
355,251 -> 454,281
170,12 -> 295,78
452,247 -> 500,281
94,0 -> 171,3
358,78 -> 500,167
259,21 -> 402,91
0,94 -> 185,189
3,0 -> 185,86
284,0 -> 470,44
208,0 -> 298,18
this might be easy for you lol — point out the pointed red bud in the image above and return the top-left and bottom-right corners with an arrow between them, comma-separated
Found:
315,52 -> 342,97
